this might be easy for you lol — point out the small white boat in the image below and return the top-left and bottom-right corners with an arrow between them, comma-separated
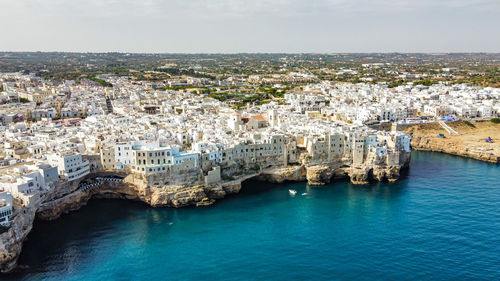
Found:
289,189 -> 297,195
301,192 -> 308,196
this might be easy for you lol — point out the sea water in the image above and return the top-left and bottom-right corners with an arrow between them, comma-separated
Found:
4,152 -> 500,280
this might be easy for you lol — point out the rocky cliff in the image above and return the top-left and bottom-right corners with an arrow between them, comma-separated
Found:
406,121 -> 499,164
410,135 -> 499,163
0,203 -> 38,273
0,151 -> 411,273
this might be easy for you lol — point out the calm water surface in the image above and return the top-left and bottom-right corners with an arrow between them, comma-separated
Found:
3,152 -> 500,280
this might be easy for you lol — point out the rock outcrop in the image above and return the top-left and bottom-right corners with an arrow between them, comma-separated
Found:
0,151 -> 411,273
304,163 -> 349,185
0,201 -> 38,273
406,121 -> 499,164
256,165 -> 307,183
410,135 -> 499,163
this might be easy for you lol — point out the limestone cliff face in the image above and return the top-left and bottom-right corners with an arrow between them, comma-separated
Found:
303,152 -> 411,185
406,121 -> 499,164
37,189 -> 92,221
410,136 -> 499,163
38,182 -> 229,221
256,165 -> 307,183
0,151 -> 411,273
0,203 -> 38,273
305,164 -> 347,185
250,151 -> 411,186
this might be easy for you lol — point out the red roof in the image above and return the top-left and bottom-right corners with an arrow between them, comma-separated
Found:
251,115 -> 266,122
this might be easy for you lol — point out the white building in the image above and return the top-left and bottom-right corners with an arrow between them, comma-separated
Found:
114,142 -> 133,169
0,192 -> 13,227
47,152 -> 90,181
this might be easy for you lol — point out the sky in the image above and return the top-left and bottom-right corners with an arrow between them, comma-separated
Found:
1,0 -> 499,53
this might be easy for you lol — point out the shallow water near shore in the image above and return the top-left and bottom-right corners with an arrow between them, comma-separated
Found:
3,151 -> 500,280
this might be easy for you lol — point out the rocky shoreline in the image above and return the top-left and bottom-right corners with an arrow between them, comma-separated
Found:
406,121 -> 499,164
0,154 -> 410,273
410,136 -> 499,163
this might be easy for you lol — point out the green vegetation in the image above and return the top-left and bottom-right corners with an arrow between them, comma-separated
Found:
413,79 -> 434,86
388,79 -> 404,88
1,52 -> 499,91
208,93 -> 235,102
89,77 -> 113,87
208,92 -> 269,105
160,85 -> 200,91
242,93 -> 267,103
19,97 -> 30,103
251,164 -> 260,171
463,120 -> 476,128
156,68 -> 215,79
259,87 -> 284,98
491,118 -> 500,124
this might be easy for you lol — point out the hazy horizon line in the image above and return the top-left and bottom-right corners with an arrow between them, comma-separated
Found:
1,51 -> 499,55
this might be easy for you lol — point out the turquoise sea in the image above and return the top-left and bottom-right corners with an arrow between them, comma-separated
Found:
3,152 -> 500,280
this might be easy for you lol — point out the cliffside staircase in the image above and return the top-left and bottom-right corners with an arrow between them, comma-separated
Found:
79,176 -> 123,191
438,121 -> 459,136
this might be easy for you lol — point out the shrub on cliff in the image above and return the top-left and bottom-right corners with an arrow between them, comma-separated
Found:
491,118 -> 500,124
463,120 -> 476,128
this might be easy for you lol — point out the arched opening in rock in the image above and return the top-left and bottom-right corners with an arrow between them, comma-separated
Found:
237,177 -> 292,197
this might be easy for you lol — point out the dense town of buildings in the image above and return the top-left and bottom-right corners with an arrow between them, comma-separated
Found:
0,56 -> 498,272
0,69 -> 497,231
0,71 -> 439,225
